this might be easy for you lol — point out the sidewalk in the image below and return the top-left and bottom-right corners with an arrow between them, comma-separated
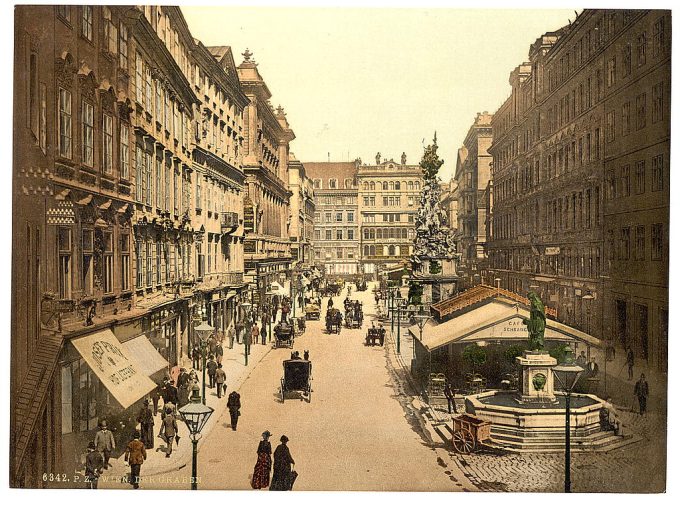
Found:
102,331 -> 275,481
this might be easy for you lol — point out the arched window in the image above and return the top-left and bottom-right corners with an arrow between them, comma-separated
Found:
408,181 -> 413,190
382,182 -> 389,191
389,181 -> 394,190
329,178 -> 337,189
395,246 -> 401,256
363,182 -> 369,190
388,245 -> 396,256
395,181 -> 401,190
415,181 -> 420,190
376,228 -> 382,239
313,179 -> 322,189
345,178 -> 353,189
369,182 -> 375,190
369,245 -> 376,256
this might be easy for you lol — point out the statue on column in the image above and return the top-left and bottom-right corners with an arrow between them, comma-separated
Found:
401,152 -> 407,165
523,292 -> 546,351
375,152 -> 381,165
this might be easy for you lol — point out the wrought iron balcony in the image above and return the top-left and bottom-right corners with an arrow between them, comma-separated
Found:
220,211 -> 240,233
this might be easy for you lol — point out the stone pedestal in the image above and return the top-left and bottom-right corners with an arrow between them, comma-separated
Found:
516,351 -> 558,404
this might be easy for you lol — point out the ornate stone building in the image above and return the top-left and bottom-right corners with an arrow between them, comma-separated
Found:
305,161 -> 360,277
454,112 -> 493,288
288,154 -> 315,268
357,154 -> 423,279
11,5 -> 285,485
236,50 -> 295,305
487,9 -> 669,373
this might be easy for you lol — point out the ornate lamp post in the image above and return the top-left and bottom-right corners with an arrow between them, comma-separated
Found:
413,311 -> 431,363
553,346 -> 584,493
194,319 -> 214,404
241,302 -> 252,366
395,295 -> 405,355
178,400 -> 214,490
389,288 -> 396,334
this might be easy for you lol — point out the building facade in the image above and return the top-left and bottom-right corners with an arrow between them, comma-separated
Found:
454,112 -> 493,288
487,9 -> 669,373
236,50 -> 295,304
305,162 -> 360,277
11,5 -> 284,485
288,154 -> 315,267
357,154 -> 423,278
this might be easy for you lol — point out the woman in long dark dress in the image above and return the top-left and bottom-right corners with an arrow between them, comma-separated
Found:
251,431 -> 272,489
269,435 -> 295,491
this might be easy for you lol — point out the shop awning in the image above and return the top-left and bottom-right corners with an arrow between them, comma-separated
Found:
225,291 -> 238,300
71,329 -> 157,409
410,298 -> 601,352
122,335 -> 167,378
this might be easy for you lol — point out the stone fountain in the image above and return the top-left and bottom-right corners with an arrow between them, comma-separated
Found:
464,292 -> 633,452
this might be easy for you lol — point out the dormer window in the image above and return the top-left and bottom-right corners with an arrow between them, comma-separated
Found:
329,178 -> 337,189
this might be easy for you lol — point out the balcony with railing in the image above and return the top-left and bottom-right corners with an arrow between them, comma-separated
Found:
221,211 -> 240,234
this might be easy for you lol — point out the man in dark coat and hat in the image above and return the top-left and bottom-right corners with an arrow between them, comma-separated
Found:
136,399 -> 155,449
84,441 -> 104,489
227,391 -> 241,430
270,435 -> 296,490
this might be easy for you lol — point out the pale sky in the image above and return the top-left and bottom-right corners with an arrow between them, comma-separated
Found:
183,7 -> 575,180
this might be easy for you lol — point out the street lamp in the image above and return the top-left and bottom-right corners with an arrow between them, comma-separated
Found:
553,346 -> 584,493
413,311 -> 431,363
395,295 -> 405,355
178,400 -> 214,490
241,302 -> 252,366
265,291 -> 276,343
194,319 -> 214,404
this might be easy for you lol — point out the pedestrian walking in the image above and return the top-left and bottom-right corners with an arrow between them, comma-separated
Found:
626,347 -> 635,381
236,320 -> 244,345
215,364 -> 227,399
228,323 -> 236,349
164,380 -> 178,408
215,342 -> 224,366
261,320 -> 268,344
124,431 -> 146,489
206,356 -> 218,388
227,391 -> 241,430
191,342 -> 201,370
444,381 -> 454,414
270,435 -> 296,491
151,384 -> 161,416
634,373 -> 649,415
84,441 -> 104,489
136,399 -> 155,449
161,407 -> 179,457
94,420 -> 116,469
251,322 -> 260,346
251,431 -> 272,489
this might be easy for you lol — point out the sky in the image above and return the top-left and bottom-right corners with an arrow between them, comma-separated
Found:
182,7 -> 575,180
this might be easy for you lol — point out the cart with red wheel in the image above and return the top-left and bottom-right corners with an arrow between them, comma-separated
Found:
451,414 -> 492,454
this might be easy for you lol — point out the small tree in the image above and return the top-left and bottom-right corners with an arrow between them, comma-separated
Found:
463,343 -> 487,374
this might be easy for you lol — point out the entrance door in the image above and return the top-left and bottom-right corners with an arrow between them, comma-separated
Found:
634,303 -> 649,360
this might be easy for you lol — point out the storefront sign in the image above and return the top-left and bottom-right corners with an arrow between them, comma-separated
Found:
545,246 -> 561,256
72,329 -> 156,409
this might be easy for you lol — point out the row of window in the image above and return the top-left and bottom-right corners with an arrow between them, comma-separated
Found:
315,229 -> 356,241
318,195 -> 357,205
313,178 -> 354,190
314,248 -> 356,260
315,211 -> 355,223
606,154 -> 664,199
362,228 -> 415,240
362,245 -> 412,257
490,246 -> 602,281
608,223 -> 664,262
57,227 -> 130,299
606,83 -> 666,143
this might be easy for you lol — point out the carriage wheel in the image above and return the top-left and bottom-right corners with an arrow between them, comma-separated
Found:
452,429 -> 475,454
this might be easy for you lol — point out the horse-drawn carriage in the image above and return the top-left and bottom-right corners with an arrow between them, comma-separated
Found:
280,359 -> 312,403
365,326 -> 386,346
325,308 -> 342,334
273,321 -> 295,348
304,303 -> 321,320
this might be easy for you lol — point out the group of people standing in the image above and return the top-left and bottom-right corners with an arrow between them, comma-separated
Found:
251,431 -> 297,491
